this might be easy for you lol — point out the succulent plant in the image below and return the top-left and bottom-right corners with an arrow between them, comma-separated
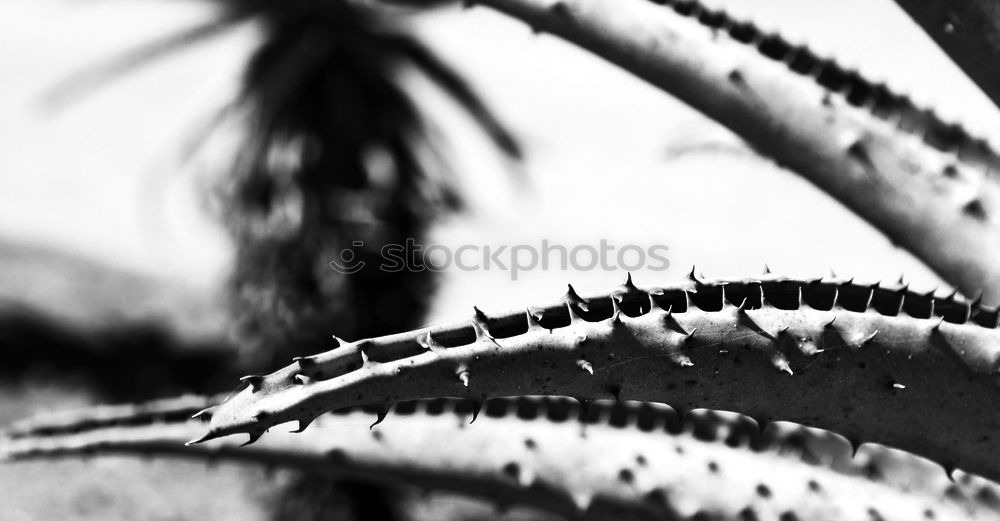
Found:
10,396 -> 1000,521
187,273 -> 1000,483
9,0 -> 1000,519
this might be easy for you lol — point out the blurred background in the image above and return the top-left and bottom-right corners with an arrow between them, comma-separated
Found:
2,0 -> 1000,519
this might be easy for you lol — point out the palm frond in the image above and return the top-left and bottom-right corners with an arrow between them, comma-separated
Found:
383,33 -> 523,158
41,6 -> 257,110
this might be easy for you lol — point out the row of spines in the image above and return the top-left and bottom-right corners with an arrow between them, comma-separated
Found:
643,0 -> 1000,174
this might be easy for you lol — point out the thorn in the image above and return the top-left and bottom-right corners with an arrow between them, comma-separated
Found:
190,406 -> 216,421
185,430 -> 216,446
473,306 -> 494,337
577,359 -> 594,375
293,374 -> 312,385
662,308 -> 690,335
970,290 -> 984,308
803,274 -> 824,284
687,265 -> 701,284
763,264 -> 772,275
609,299 -> 622,325
457,368 -> 471,387
418,332 -> 447,354
823,316 -> 837,328
360,349 -> 381,368
470,401 -> 483,424
616,272 -> 640,296
472,307 -> 494,341
526,307 -> 546,331
613,272 -> 645,304
240,432 -> 263,447
239,375 -> 264,392
370,408 -> 389,429
293,356 -> 315,366
564,284 -> 590,312
719,284 -> 730,307
735,303 -> 776,340
644,293 -> 659,313
683,289 -> 694,311
290,417 -> 315,433
836,324 -> 878,349
931,316 -> 945,333
573,397 -> 593,419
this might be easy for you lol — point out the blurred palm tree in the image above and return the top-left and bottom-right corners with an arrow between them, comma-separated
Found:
203,0 -> 520,366
211,4 -> 518,518
49,0 -> 519,364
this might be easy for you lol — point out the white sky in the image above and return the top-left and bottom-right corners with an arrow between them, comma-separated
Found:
1,0 -> 998,319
